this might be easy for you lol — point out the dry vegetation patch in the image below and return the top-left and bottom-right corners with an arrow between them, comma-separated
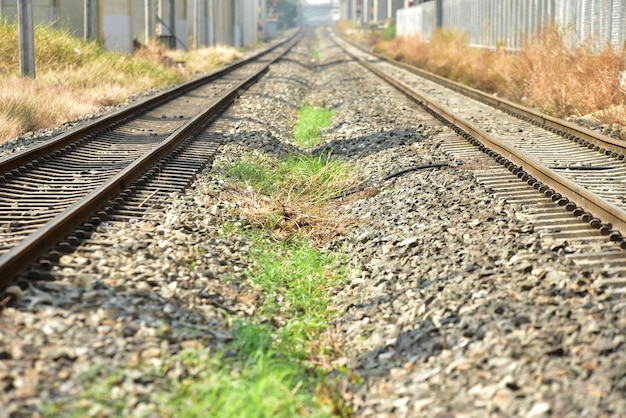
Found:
221,173 -> 355,246
0,23 -> 242,144
370,25 -> 626,124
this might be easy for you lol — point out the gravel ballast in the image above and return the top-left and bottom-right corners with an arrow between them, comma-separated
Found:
1,28 -> 625,417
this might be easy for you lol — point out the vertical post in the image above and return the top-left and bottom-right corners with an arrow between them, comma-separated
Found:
84,0 -> 95,40
145,0 -> 152,43
18,0 -> 35,79
169,0 -> 176,48
234,0 -> 241,48
51,0 -> 58,27
193,0 -> 200,48
436,0 -> 442,28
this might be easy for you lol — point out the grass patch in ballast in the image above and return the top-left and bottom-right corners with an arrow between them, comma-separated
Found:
222,151 -> 357,243
44,151 -> 358,417
293,106 -> 334,148
155,231 -> 351,417
149,232 -> 351,417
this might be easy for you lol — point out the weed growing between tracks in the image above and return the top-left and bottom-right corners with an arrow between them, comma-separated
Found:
43,150 -> 360,417
294,106 -> 335,148
175,150 -> 359,416
222,151 -> 356,244
153,233 -> 351,417
166,101 -> 353,415
148,150 -> 358,416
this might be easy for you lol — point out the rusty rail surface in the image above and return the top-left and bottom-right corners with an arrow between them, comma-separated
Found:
0,30 -> 300,285
333,30 -> 626,241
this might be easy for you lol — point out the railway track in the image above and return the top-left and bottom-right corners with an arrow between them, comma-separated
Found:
3,26 -> 626,417
0,30 -> 300,286
332,30 -> 626,296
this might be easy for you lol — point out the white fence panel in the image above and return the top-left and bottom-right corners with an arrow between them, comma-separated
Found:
397,1 -> 436,38
398,0 -> 626,50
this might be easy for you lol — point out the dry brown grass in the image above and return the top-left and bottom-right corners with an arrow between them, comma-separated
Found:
592,104 -> 626,125
166,45 -> 244,74
131,41 -> 244,74
0,77 -> 100,140
223,185 -> 354,246
0,23 -> 243,144
373,26 -> 626,123
511,27 -> 626,118
374,30 -> 511,94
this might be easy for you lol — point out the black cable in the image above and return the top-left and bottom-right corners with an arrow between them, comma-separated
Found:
331,161 -> 452,200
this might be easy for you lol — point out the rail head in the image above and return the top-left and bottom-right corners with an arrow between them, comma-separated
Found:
350,43 -> 626,237
335,29 -> 626,158
0,29 -> 300,176
0,31 -> 301,286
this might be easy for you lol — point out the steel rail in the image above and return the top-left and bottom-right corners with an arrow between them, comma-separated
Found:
338,30 -> 626,159
0,30 -> 297,176
0,34 -> 298,284
333,35 -> 626,238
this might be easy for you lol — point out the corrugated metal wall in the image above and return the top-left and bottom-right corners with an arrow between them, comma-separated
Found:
396,0 -> 436,39
241,0 -> 260,47
340,0 -> 407,25
397,0 -> 626,50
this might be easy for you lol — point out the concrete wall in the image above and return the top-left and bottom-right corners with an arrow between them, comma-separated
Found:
100,0 -> 133,53
174,0 -> 187,49
1,0 -> 57,26
57,0 -> 84,34
133,0 -> 156,44
213,0 -> 234,46
240,0 -> 260,47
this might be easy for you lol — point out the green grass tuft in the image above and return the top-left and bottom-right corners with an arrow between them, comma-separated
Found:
223,151 -> 353,202
293,106 -> 334,147
155,320 -> 333,418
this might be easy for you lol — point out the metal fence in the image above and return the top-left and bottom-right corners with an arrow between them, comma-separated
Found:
398,0 -> 626,50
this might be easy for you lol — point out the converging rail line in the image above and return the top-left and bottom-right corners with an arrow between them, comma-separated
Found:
0,30 -> 300,285
331,29 -> 626,295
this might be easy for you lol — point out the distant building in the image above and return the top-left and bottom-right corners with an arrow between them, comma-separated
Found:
339,0 -> 406,26
300,1 -> 336,27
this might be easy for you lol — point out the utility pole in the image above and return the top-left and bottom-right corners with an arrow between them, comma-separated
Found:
84,0 -> 95,40
18,0 -> 35,78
